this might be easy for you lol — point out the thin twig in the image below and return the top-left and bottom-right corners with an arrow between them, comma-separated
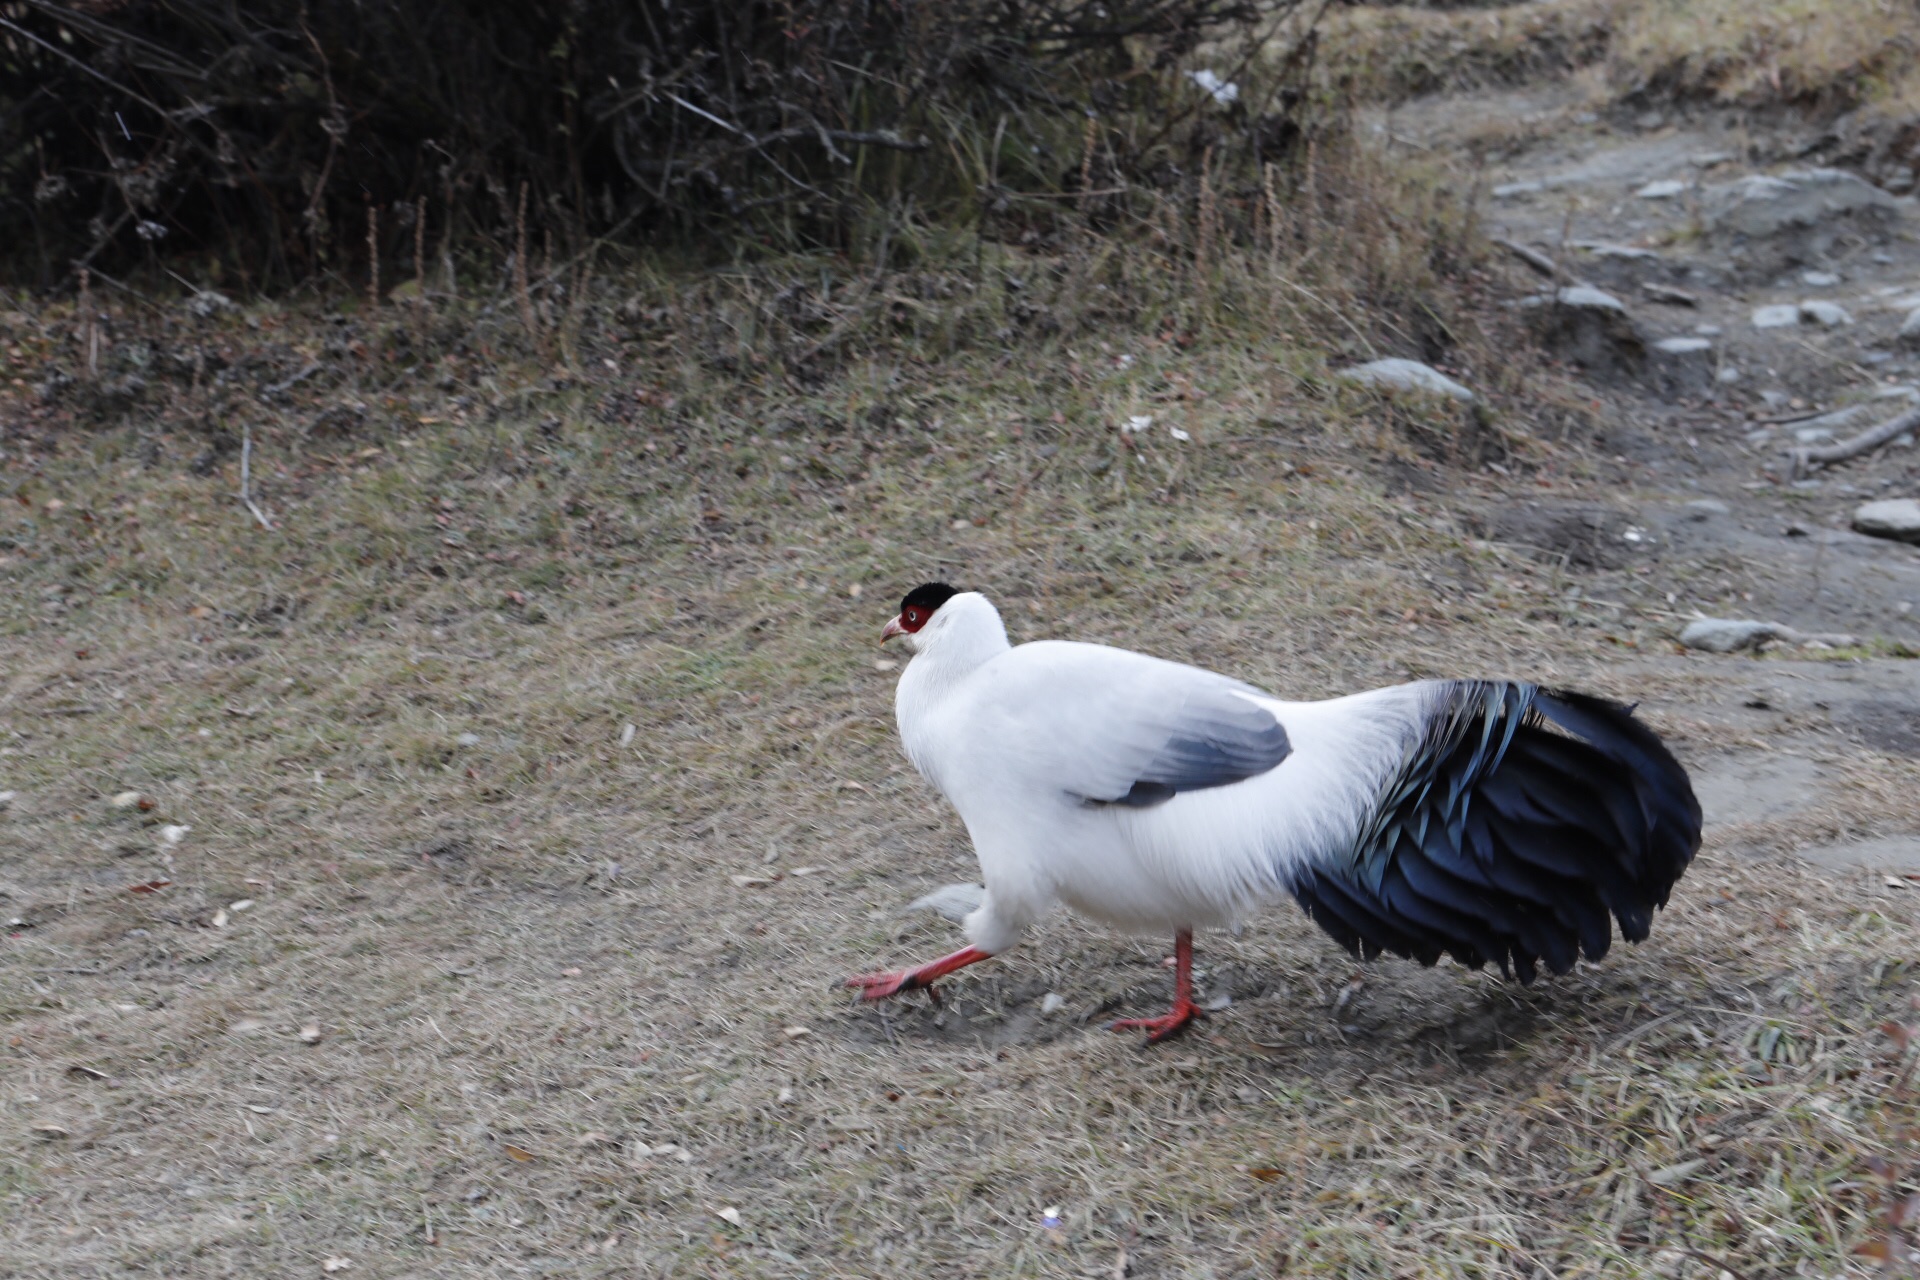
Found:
240,425 -> 274,530
1785,405 -> 1920,479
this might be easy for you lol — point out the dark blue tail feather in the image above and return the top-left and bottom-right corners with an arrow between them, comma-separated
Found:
1287,683 -> 1701,982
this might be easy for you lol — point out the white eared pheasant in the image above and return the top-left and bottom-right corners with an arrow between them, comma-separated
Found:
847,583 -> 1702,1044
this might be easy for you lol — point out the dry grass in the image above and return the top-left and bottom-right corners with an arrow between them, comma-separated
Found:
4,134 -> 1920,1277
1610,0 -> 1920,111
1321,0 -> 1920,122
1315,0 -> 1619,102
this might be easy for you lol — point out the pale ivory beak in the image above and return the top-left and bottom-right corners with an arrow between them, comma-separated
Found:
881,615 -> 907,643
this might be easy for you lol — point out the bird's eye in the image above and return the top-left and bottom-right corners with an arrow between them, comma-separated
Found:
906,609 -> 920,624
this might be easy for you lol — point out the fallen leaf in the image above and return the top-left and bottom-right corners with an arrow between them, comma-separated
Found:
158,824 -> 190,846
574,1131 -> 615,1149
188,605 -> 212,619
1647,1158 -> 1706,1187
32,1123 -> 70,1140
128,880 -> 171,895
1248,1168 -> 1284,1182
298,1022 -> 323,1045
782,1025 -> 812,1040
873,658 -> 898,672
504,590 -> 527,606
715,1206 -> 743,1227
836,780 -> 867,793
502,1143 -> 538,1162
777,1086 -> 796,1104
847,583 -> 863,599
245,1104 -> 276,1114
322,1258 -> 353,1273
618,723 -> 636,747
109,791 -> 144,809
789,866 -> 823,877
728,874 -> 775,888
66,1065 -> 109,1082
210,908 -> 229,929
229,899 -> 254,912
560,967 -> 582,978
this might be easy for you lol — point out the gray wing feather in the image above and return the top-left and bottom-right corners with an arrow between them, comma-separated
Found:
973,642 -> 1292,808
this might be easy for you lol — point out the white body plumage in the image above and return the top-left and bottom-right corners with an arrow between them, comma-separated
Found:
894,591 -> 1433,954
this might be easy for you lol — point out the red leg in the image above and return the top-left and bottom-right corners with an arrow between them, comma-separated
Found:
1111,930 -> 1203,1044
846,946 -> 993,1002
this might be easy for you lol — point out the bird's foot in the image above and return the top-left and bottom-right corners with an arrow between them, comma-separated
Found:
845,968 -> 927,1002
845,946 -> 992,1003
1109,997 -> 1204,1045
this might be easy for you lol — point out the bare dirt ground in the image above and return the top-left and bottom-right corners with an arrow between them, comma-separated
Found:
6,20 -> 1920,1280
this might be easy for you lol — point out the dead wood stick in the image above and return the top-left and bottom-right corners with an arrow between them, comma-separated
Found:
1785,404 -> 1920,478
1492,236 -> 1564,281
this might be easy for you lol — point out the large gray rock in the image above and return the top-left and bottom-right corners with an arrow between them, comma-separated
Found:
1337,358 -> 1475,402
1679,618 -> 1780,653
1706,168 -> 1904,276
1852,498 -> 1920,544
1532,286 -> 1646,380
1647,336 -> 1716,400
1898,308 -> 1920,349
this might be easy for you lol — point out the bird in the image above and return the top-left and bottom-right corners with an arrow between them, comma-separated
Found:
846,583 -> 1702,1044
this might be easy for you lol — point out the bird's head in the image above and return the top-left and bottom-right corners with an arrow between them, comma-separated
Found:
881,581 -> 962,653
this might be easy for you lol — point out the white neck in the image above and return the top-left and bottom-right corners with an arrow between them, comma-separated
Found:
895,592 -> 1011,779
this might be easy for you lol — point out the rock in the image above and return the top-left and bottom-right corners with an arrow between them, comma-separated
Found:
1336,358 -> 1475,402
1898,308 -> 1920,348
1683,498 -> 1731,519
1476,501 -> 1635,569
1796,834 -> 1920,875
1852,498 -> 1920,544
1751,304 -> 1800,329
1492,181 -> 1544,200
1647,336 -> 1716,400
1576,242 -> 1662,261
1532,286 -> 1646,380
1635,179 -> 1687,199
1800,269 -> 1841,287
1707,168 -> 1904,277
1679,618 -> 1780,653
903,883 -> 985,923
1799,300 -> 1854,327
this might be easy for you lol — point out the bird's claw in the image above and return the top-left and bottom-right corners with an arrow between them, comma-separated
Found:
1109,999 -> 1203,1045
845,969 -> 922,1002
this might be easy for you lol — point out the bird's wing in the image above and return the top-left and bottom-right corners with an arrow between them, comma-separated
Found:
1285,681 -> 1701,983
959,641 -> 1293,808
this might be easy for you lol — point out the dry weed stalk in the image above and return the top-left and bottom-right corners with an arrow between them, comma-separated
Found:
413,194 -> 429,351
1078,114 -> 1098,219
366,200 -> 379,314
1194,144 -> 1218,308
513,182 -> 548,362
77,267 -> 97,381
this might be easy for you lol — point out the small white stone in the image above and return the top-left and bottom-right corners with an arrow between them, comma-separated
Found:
1040,992 -> 1067,1015
1800,270 -> 1840,287
1653,336 -> 1712,354
1556,285 -> 1627,311
1336,358 -> 1475,403
1799,300 -> 1854,327
1751,304 -> 1801,329
1636,179 -> 1687,199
